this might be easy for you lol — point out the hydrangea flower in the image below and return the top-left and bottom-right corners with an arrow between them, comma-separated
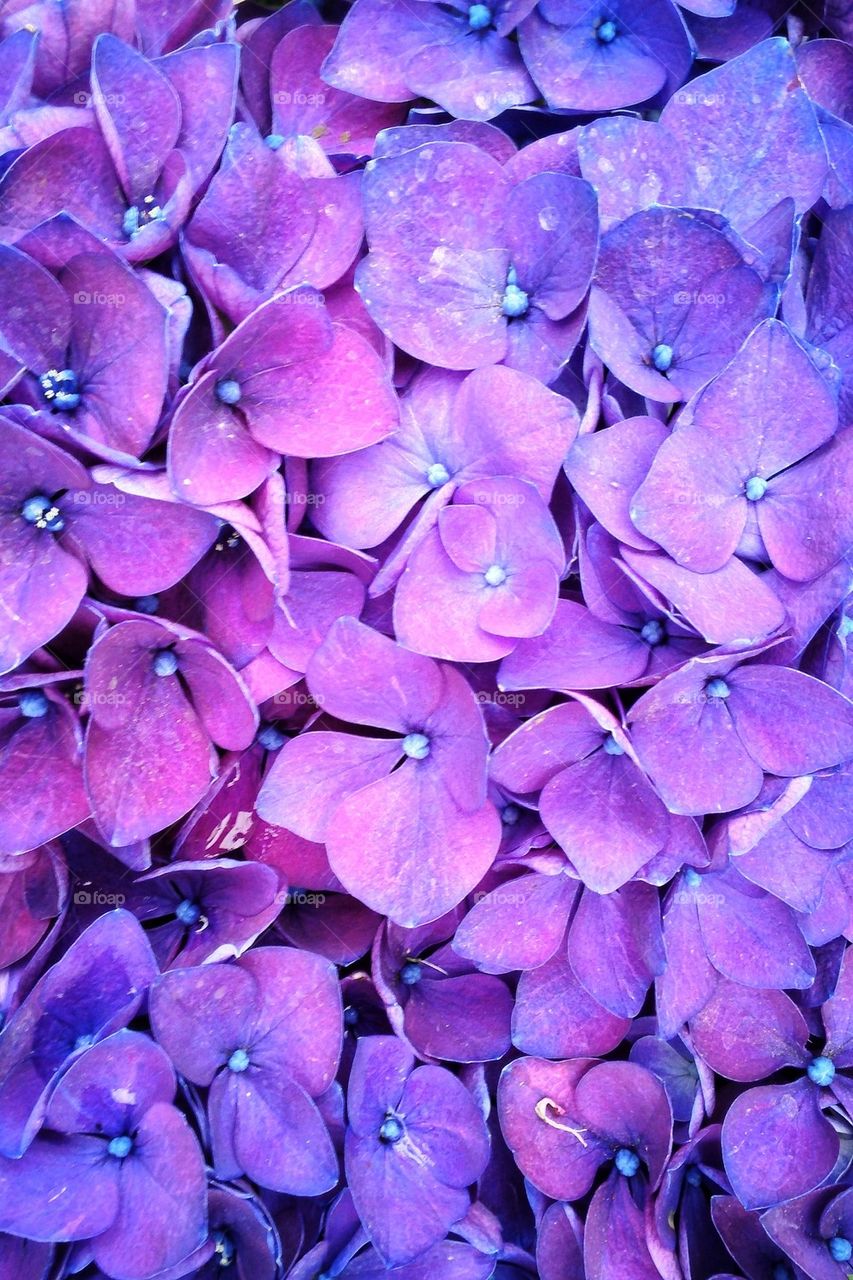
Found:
344,1035 -> 490,1265
323,0 -> 537,122
256,618 -> 501,924
150,947 -> 342,1195
0,6 -> 850,1276
518,0 -> 693,111
0,1030 -> 208,1278
0,911 -> 157,1157
588,206 -> 775,402
168,287 -> 398,505
630,319 -> 852,583
394,476 -> 565,661
356,139 -> 599,379
83,618 -> 258,845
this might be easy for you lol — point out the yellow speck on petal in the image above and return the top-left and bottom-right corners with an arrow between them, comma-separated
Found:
311,123 -> 328,140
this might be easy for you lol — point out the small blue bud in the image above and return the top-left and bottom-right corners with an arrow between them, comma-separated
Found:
175,899 -> 201,927
745,475 -> 767,502
402,732 -> 430,760
705,678 -> 730,700
108,1135 -> 133,1159
652,343 -> 673,372
153,649 -> 179,678
807,1055 -> 836,1087
829,1236 -> 853,1263
228,1049 -> 250,1073
614,1147 -> 640,1177
379,1115 -> 404,1144
400,961 -> 423,986
215,379 -> 242,406
468,3 -> 492,27
19,690 -> 49,718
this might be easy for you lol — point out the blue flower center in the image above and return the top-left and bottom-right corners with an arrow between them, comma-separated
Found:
21,494 -> 65,532
502,803 -> 520,825
402,732 -> 430,760
134,594 -> 160,614
499,284 -> 525,318
175,898 -> 201,927
745,475 -> 767,502
379,1115 -> 404,1144
215,379 -> 242,407
399,961 -> 423,986
651,343 -> 673,372
228,1048 -> 250,1073
39,368 -> 80,412
772,1266 -> 794,1280
830,1237 -> 853,1263
426,462 -> 451,487
213,1230 -> 236,1268
501,269 -> 530,319
153,649 -> 179,677
705,677 -> 730,700
468,2 -> 492,27
596,18 -> 617,42
603,733 -> 625,756
107,1135 -> 133,1159
685,1166 -> 702,1187
807,1055 -> 836,1086
19,689 -> 49,718
344,1006 -> 359,1028
258,723 -> 287,751
615,1147 -> 640,1177
640,619 -> 665,646
122,194 -> 164,239
265,134 -> 285,150
484,564 -> 507,587
684,867 -> 702,889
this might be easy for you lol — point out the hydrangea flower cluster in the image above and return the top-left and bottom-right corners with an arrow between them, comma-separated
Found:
0,2 -> 851,1279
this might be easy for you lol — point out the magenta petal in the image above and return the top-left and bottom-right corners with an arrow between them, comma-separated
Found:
168,370 -> 277,506
84,680 -> 215,847
149,964 -> 256,1086
514,947 -> 630,1059
565,415 -> 668,550
0,1134 -> 118,1241
91,1103 -> 207,1280
498,1056 -> 606,1200
228,1068 -> 337,1195
541,752 -> 670,893
568,883 -> 664,1018
257,732 -> 400,843
453,871 -> 577,972
690,981 -> 809,1080
504,172 -> 598,320
584,1173 -> 663,1280
728,665 -> 853,777
91,34 -> 181,200
628,663 -> 765,815
327,766 -> 500,926
722,1078 -> 838,1210
621,548 -> 786,647
629,425 -> 746,572
500,599 -> 648,692
0,695 -> 89,853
